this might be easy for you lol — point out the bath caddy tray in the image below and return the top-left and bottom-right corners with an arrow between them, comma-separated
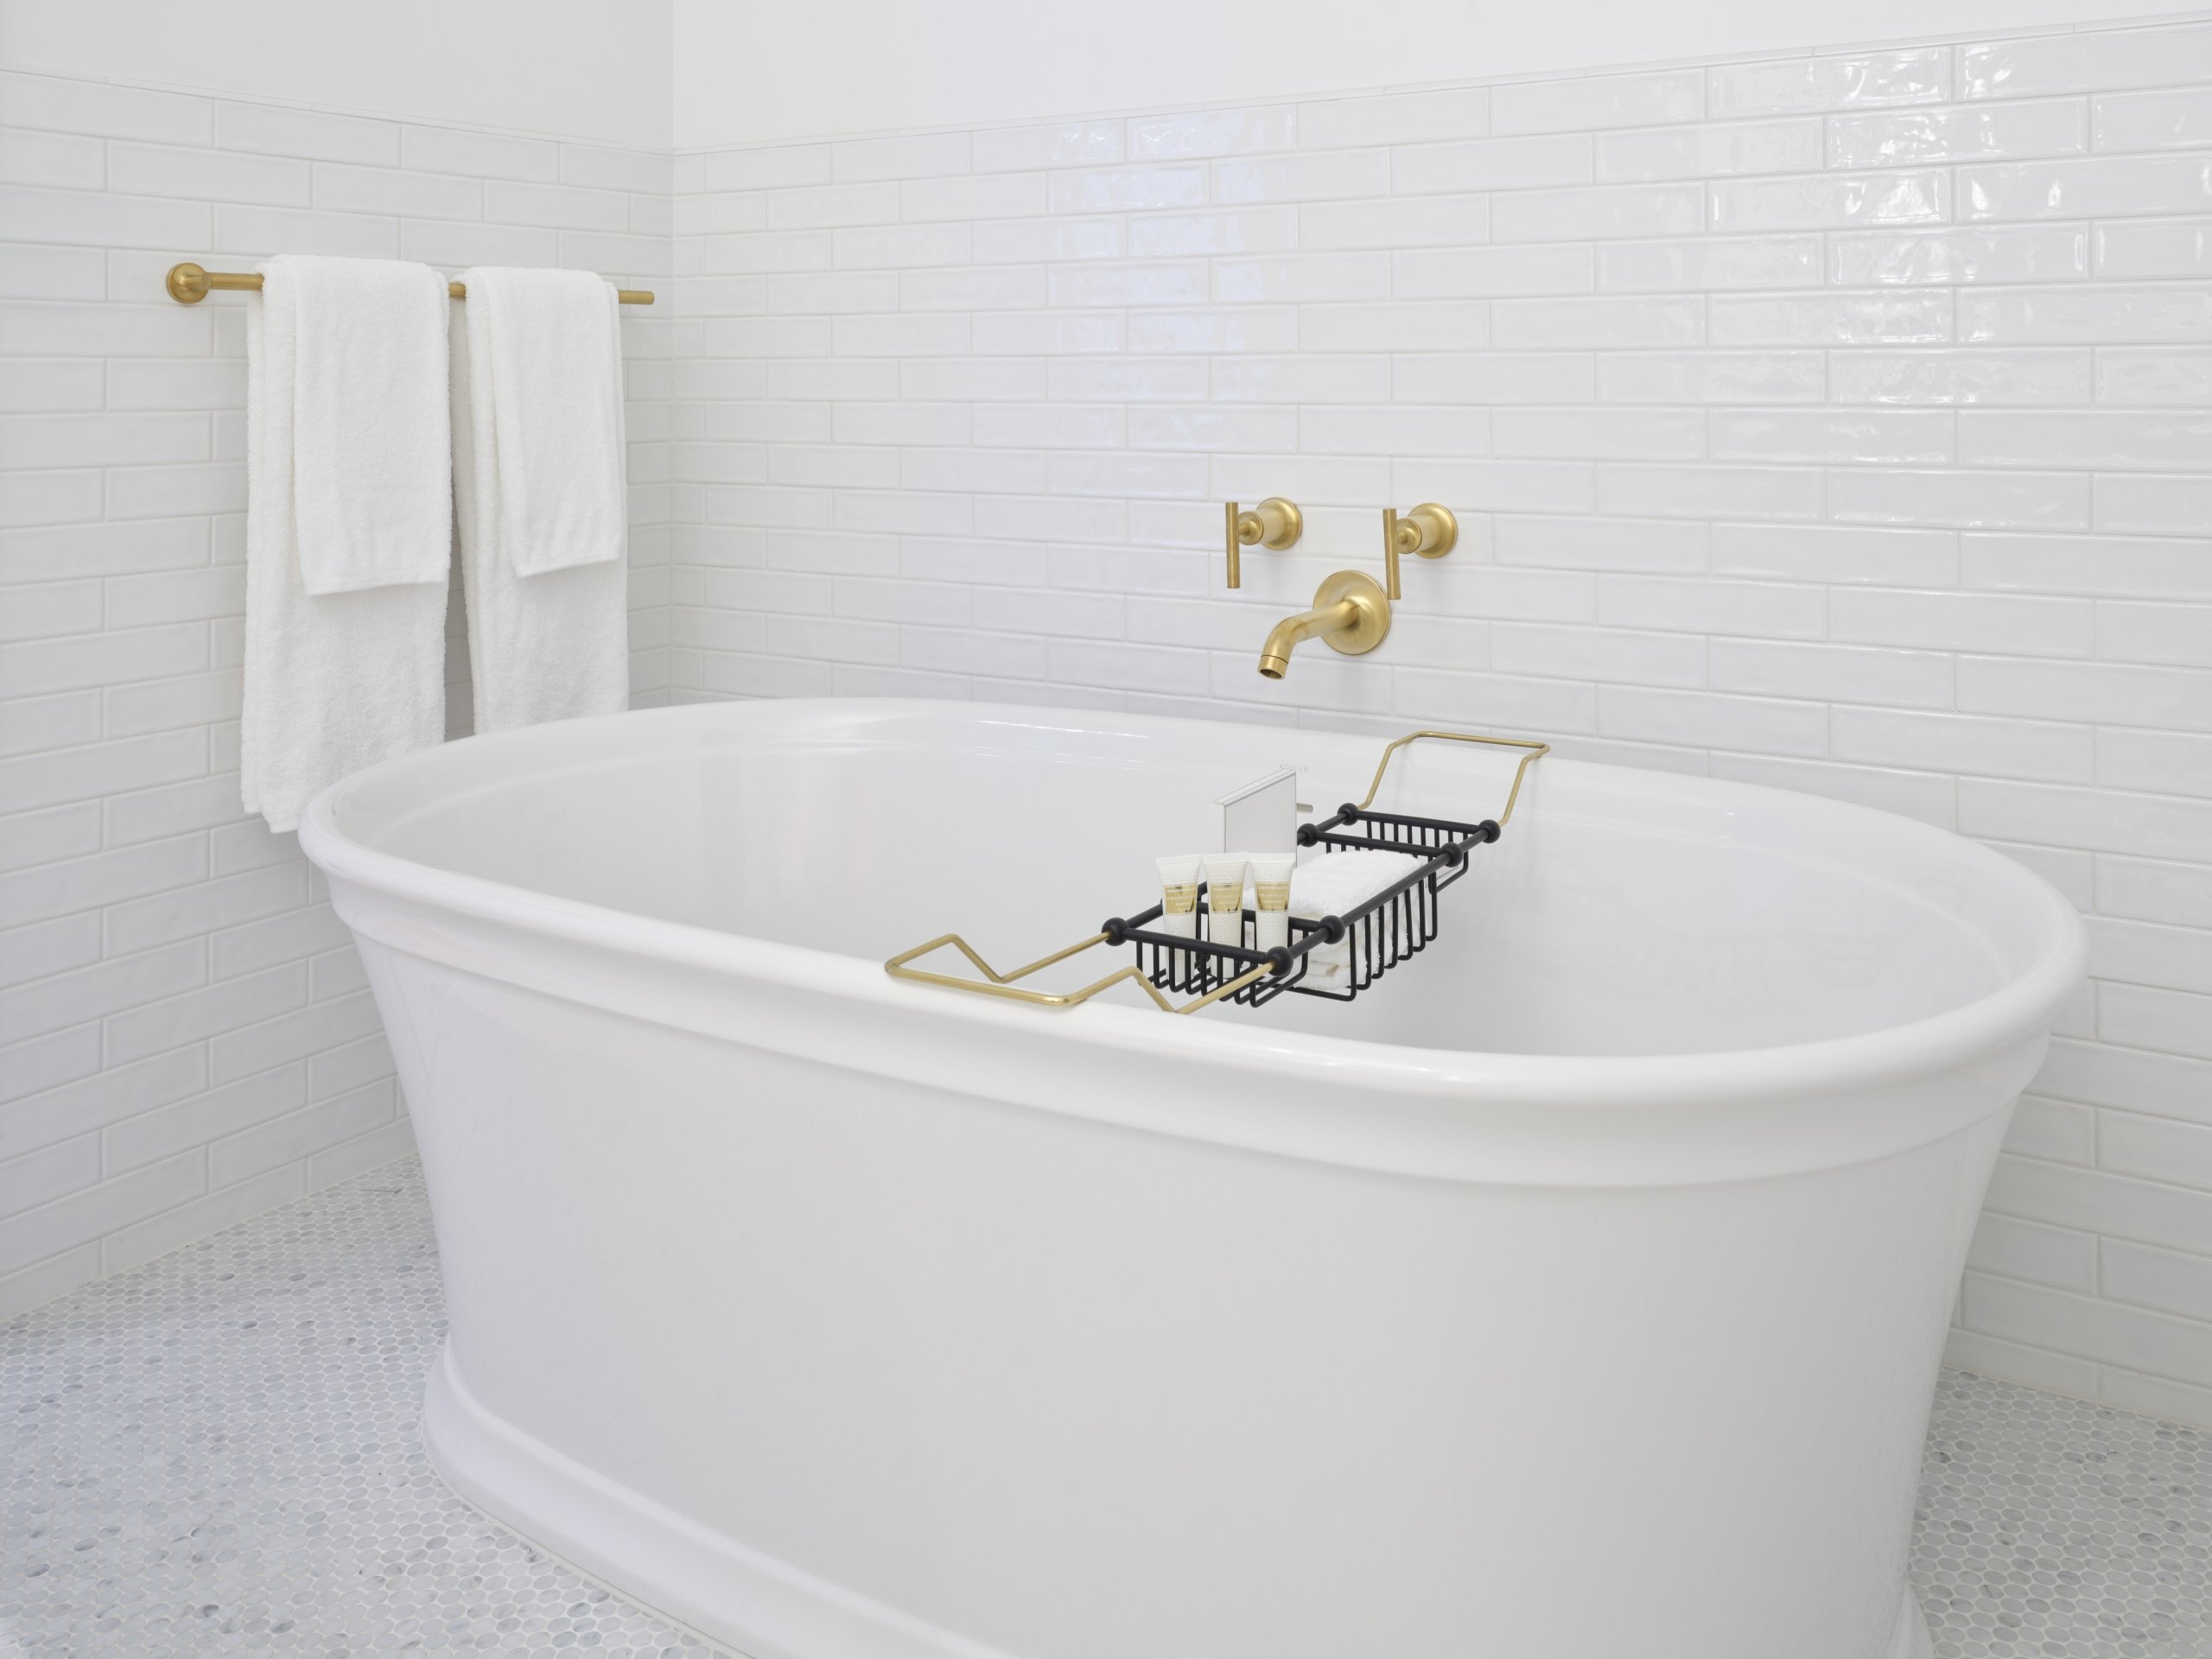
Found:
885,730 -> 1546,1015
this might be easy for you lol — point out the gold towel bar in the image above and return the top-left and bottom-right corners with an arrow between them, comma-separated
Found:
164,262 -> 654,306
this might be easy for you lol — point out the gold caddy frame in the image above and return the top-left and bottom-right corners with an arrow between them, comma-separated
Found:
882,730 -> 1549,1014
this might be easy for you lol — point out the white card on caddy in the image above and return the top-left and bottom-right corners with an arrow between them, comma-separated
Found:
1208,767 -> 1300,855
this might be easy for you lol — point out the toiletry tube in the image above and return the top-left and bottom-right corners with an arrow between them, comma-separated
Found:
1203,852 -> 1249,948
1156,855 -> 1201,939
1156,853 -> 1201,988
1249,852 -> 1294,955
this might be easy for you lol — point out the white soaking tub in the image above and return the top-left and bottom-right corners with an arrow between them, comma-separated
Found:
300,698 -> 2083,1659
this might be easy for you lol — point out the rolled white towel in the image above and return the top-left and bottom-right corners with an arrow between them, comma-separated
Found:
1289,849 -> 1427,982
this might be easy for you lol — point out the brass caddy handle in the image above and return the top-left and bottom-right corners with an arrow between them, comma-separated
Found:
1224,498 -> 1303,588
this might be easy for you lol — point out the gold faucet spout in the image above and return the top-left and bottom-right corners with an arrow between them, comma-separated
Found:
1258,601 -> 1358,678
1255,570 -> 1393,679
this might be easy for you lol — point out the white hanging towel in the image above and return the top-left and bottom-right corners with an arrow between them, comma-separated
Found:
450,266 -> 629,733
241,255 -> 452,834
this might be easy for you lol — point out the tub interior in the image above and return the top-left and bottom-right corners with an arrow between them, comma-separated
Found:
334,706 -> 2040,1058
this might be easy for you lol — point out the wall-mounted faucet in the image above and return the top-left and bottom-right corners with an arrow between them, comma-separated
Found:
1256,571 -> 1391,679
1251,502 -> 1459,680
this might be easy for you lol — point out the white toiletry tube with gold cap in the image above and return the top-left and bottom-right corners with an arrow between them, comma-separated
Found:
1249,852 -> 1294,954
1203,853 -> 1249,948
1156,855 -> 1201,938
1157,853 -> 1201,984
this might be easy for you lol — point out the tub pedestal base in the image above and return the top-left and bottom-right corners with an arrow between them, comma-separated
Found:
421,1341 -> 995,1659
1891,1596 -> 1934,1659
423,1339 -> 1937,1659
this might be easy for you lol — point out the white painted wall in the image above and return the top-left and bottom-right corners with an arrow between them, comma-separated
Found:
0,0 -> 674,149
672,0 -> 2152,148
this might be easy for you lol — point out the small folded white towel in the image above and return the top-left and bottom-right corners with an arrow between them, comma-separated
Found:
287,256 -> 453,594
450,268 -> 629,733
241,257 -> 450,834
466,266 -> 627,575
1290,850 -> 1427,982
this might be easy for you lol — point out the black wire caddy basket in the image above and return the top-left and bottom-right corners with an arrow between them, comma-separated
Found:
883,730 -> 1547,1016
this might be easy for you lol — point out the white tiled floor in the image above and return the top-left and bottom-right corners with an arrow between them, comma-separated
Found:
2,1159 -> 2205,1657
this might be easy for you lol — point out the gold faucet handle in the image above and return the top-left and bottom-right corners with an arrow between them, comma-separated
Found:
1382,503 -> 1458,600
1224,497 -> 1302,588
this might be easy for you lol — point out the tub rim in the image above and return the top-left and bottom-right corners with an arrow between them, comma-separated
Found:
298,697 -> 2087,1116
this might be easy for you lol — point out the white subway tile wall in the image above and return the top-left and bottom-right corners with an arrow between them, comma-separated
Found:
0,67 -> 672,1319
667,18 -> 2212,1425
4,16 -> 2212,1432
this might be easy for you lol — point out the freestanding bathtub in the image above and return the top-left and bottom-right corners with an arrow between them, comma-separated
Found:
301,698 -> 2083,1659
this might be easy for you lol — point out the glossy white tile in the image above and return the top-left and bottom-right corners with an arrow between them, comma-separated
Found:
1595,118 -> 1820,181
1708,48 -> 1949,118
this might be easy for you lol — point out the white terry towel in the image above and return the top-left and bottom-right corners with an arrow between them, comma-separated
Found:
241,256 -> 452,834
289,257 -> 453,592
451,267 -> 630,733
1290,849 -> 1427,982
